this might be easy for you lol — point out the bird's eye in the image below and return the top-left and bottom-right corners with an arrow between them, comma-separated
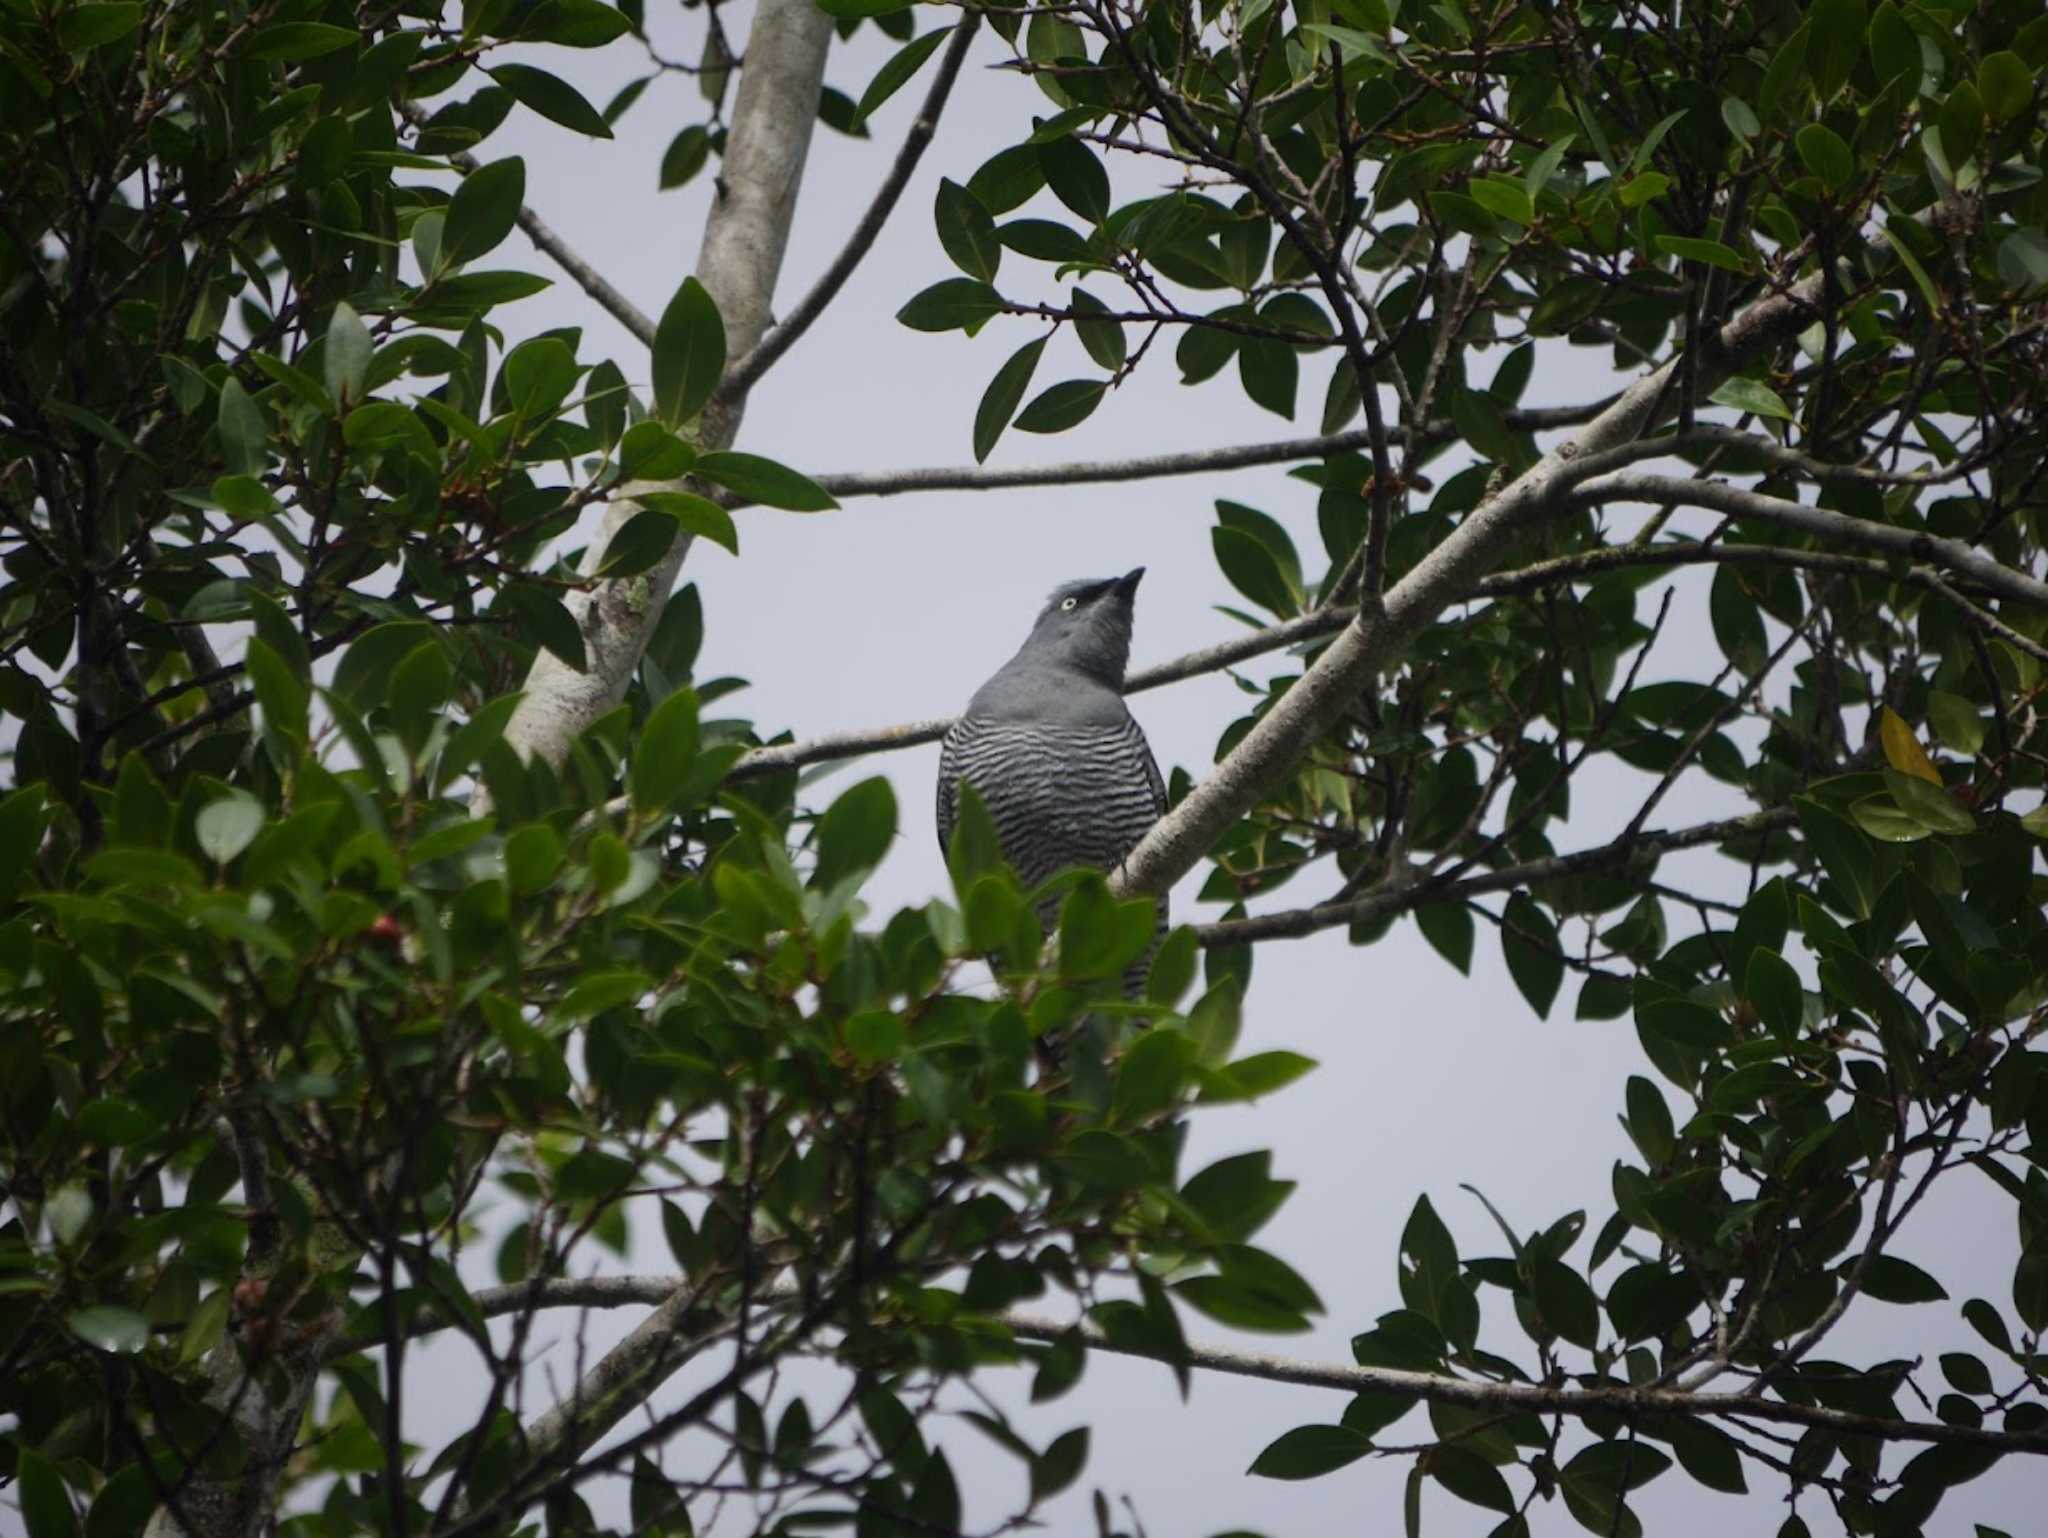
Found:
1059,596 -> 1078,611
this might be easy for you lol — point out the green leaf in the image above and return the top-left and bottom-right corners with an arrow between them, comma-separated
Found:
1416,903 -> 1474,974
1069,288 -> 1127,371
1858,1254 -> 1949,1304
629,690 -> 705,817
897,278 -> 1005,334
1431,1445 -> 1516,1512
634,490 -> 739,556
17,1447 -> 79,1538
245,21 -> 358,59
935,178 -> 1000,282
659,125 -> 710,189
69,1304 -> 148,1352
969,143 -> 1047,215
1030,1427 -> 1088,1500
518,0 -> 632,46
490,63 -> 614,139
58,2 -> 141,49
1941,81 -> 1983,168
1501,893 -> 1562,1018
1979,52 -> 2031,120
1882,221 -> 1943,313
1466,175 -> 1533,226
1248,1425 -> 1373,1480
504,824 -> 563,893
651,275 -> 725,427
1237,337 -> 1297,419
692,451 -> 835,511
217,378 -> 267,477
816,776 -> 897,888
196,795 -> 264,864
244,636 -> 309,741
845,1010 -> 905,1065
1113,1027 -> 1194,1122
1746,947 -> 1803,1038
1795,123 -> 1854,190
443,157 -> 525,267
1869,1 -> 1918,85
1038,135 -> 1109,222
855,26 -> 953,127
1667,1418 -> 1747,1494
1531,1257 -> 1601,1347
1655,235 -> 1749,273
1013,379 -> 1104,434
594,509 -> 682,578
1712,374 -> 1794,421
973,337 -> 1047,462
1212,525 -> 1296,617
1710,564 -> 1768,673
1058,873 -> 1155,980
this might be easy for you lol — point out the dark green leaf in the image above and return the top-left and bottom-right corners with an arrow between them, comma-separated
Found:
1248,1425 -> 1373,1480
692,451 -> 835,511
651,275 -> 725,427
1013,379 -> 1104,433
1858,1254 -> 1949,1304
444,157 -> 525,267
816,776 -> 897,888
490,63 -> 614,139
1501,893 -> 1562,1018
1038,135 -> 1110,222
659,125 -> 710,189
935,178 -> 1001,282
217,379 -> 267,477
245,21 -> 358,59
1431,1444 -> 1516,1512
855,26 -> 953,127
897,278 -> 1005,334
973,337 -> 1047,462
58,2 -> 140,49
633,490 -> 739,556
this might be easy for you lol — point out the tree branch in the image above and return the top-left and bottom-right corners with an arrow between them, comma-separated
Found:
1195,808 -> 1798,946
1570,472 -> 2048,611
805,404 -> 1610,502
1103,262 -> 1838,904
398,1276 -> 2048,1459
722,536 -> 2046,782
718,14 -> 983,404
400,103 -> 655,346
495,0 -> 836,773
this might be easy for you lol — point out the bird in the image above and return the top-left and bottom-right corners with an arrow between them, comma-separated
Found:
936,568 -> 1168,985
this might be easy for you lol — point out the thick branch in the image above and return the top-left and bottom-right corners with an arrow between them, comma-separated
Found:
495,0 -> 835,772
1106,266 -> 1836,903
717,15 -> 982,404
1196,808 -> 1797,946
405,1276 -> 2048,1459
1571,472 -> 2048,611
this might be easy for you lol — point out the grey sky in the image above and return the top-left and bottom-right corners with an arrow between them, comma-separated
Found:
366,6 -> 2038,1536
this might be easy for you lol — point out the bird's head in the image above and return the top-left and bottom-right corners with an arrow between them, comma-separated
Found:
1022,567 -> 1144,687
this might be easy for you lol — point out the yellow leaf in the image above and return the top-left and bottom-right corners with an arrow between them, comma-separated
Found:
1879,705 -> 1941,785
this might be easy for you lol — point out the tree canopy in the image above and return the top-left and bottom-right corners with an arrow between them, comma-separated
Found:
2,0 -> 2046,1534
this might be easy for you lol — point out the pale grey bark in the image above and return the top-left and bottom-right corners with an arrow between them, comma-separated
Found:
497,0 -> 836,772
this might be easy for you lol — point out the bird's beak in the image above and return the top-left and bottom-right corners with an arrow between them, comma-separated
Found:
1113,567 -> 1145,599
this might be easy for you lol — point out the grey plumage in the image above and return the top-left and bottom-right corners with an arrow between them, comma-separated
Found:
937,569 -> 1167,952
